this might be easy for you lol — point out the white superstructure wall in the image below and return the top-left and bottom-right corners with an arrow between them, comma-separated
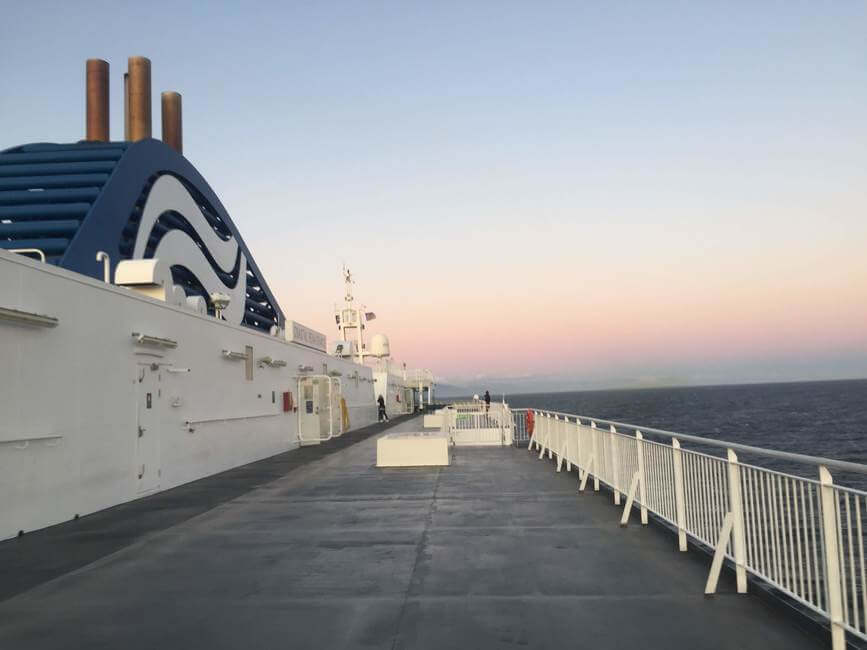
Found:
0,252 -> 376,540
373,370 -> 412,416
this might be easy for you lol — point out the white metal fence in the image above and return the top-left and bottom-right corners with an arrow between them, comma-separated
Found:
514,407 -> 867,650
441,401 -> 513,446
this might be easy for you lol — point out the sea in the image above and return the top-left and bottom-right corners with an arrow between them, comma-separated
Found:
492,378 -> 867,491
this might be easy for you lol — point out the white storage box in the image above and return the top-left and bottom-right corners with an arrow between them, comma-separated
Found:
376,432 -> 450,467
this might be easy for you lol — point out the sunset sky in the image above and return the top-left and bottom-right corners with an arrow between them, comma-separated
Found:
3,2 -> 866,391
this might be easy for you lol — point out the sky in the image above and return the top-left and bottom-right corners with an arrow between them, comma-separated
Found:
2,2 -> 866,391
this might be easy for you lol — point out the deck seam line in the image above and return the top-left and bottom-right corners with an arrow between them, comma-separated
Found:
389,463 -> 442,650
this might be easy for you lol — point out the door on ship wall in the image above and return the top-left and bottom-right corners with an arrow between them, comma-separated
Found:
329,378 -> 342,436
298,376 -> 341,444
299,377 -> 324,445
135,364 -> 161,493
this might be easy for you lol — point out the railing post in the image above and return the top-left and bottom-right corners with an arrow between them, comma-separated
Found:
705,513 -> 734,594
547,413 -> 553,459
635,430 -> 647,524
819,465 -> 846,650
590,421 -> 599,491
527,410 -> 537,452
556,416 -> 569,472
537,412 -> 547,460
726,449 -> 747,593
610,425 -> 621,505
553,415 -> 559,464
620,472 -> 641,526
671,438 -> 688,552
554,415 -> 563,472
576,418 -> 586,484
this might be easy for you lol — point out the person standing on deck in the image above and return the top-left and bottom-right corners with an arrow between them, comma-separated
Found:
484,390 -> 491,412
377,395 -> 389,422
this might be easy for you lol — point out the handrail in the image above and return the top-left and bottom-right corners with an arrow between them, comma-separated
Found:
184,413 -> 279,425
518,405 -> 867,649
521,408 -> 867,475
9,248 -> 46,262
95,251 -> 111,282
0,433 -> 63,445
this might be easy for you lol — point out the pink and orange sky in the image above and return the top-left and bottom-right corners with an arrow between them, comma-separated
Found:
4,2 -> 866,390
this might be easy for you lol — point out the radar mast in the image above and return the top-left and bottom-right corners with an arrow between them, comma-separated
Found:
334,266 -> 376,364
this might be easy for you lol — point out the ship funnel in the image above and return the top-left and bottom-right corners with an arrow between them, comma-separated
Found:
85,59 -> 109,142
161,91 -> 183,154
127,56 -> 151,141
123,72 -> 130,140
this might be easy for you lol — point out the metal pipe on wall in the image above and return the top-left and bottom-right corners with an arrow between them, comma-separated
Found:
85,59 -> 109,141
161,91 -> 182,154
127,56 -> 151,140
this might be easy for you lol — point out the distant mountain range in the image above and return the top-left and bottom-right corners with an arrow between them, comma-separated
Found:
433,382 -> 473,398
434,372 -> 867,399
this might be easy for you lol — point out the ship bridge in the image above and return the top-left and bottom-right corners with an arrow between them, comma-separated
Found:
0,408 -> 843,649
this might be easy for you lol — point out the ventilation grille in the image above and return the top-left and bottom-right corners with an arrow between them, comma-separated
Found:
0,142 -> 126,263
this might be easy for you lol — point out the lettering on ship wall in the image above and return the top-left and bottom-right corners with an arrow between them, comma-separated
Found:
287,320 -> 326,352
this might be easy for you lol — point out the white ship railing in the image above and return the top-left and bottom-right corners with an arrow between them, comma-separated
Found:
510,407 -> 867,649
441,401 -> 513,446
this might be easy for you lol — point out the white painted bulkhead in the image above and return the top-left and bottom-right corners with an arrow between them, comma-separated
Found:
373,369 -> 414,417
0,251 -> 377,541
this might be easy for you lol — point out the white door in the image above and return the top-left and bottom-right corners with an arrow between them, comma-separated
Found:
299,378 -> 321,444
319,381 -> 331,439
136,366 -> 161,493
331,379 -> 343,435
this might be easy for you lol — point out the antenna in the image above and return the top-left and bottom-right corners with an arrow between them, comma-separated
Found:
343,264 -> 354,304
335,265 -> 368,364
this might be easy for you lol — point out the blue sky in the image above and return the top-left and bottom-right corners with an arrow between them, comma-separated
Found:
2,2 -> 866,389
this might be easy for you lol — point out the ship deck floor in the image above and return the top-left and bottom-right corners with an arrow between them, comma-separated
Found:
0,415 -> 824,649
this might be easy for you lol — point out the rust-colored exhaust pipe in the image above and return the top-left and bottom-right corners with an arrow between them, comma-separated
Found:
123,72 -> 130,140
161,91 -> 183,154
85,59 -> 109,141
128,56 -> 151,140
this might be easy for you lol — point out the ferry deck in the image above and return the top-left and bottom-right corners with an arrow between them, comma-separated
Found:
0,414 -> 822,649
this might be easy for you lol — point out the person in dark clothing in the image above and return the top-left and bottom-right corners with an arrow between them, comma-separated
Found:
484,390 -> 491,412
377,395 -> 389,422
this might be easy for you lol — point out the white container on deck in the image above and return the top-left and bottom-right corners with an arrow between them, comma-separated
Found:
376,432 -> 449,467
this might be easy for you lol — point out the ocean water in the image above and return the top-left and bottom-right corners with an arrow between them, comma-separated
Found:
500,379 -> 867,490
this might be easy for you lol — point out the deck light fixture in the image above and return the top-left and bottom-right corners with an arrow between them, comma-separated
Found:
210,292 -> 230,319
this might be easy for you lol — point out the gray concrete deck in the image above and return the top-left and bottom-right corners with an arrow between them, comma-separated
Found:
0,415 -> 823,649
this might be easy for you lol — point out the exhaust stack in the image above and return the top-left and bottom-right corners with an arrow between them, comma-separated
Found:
85,59 -> 109,141
161,91 -> 183,154
127,56 -> 151,141
123,72 -> 130,140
